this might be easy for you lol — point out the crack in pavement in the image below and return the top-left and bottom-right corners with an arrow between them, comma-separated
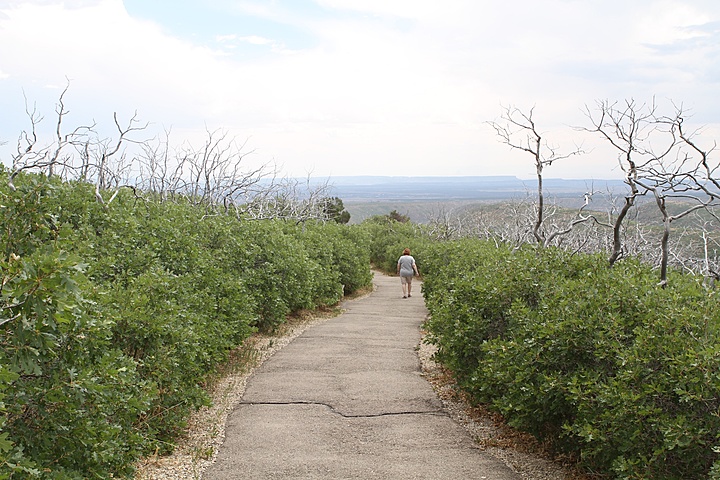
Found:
238,400 -> 447,419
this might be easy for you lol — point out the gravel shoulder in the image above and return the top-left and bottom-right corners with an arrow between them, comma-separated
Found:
134,287 -> 590,480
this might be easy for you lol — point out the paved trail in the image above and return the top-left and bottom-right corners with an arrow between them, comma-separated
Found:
203,272 -> 519,479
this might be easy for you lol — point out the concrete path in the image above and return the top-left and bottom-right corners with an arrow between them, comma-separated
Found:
203,272 -> 519,479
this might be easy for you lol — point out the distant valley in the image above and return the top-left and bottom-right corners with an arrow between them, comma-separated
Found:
321,176 -> 626,223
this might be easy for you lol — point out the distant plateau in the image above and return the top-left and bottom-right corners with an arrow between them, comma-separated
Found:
323,175 -> 625,202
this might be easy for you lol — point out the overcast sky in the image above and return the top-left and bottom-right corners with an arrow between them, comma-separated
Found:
1,0 -> 719,180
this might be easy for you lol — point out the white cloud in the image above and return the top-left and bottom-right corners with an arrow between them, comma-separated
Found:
1,1 -> 239,120
238,35 -> 271,45
215,33 -> 238,42
0,0 -> 719,179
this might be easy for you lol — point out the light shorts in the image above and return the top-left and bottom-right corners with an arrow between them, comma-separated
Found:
400,275 -> 413,285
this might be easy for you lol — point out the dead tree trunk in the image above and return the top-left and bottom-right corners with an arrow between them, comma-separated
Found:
583,99 -> 660,267
488,105 -> 586,247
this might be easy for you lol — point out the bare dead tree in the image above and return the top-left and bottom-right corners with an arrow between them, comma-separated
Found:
427,205 -> 462,241
632,106 -> 720,285
636,181 -> 716,286
6,88 -> 324,220
701,219 -> 720,287
8,96 -> 44,191
238,175 -> 335,223
172,127 -> 273,212
582,99 -> 666,266
542,191 -> 612,248
70,111 -> 148,207
583,99 -> 720,285
487,105 -> 589,247
504,196 -> 537,248
471,196 -> 537,248
137,127 -> 173,199
7,82 -> 98,191
668,131 -> 720,282
661,224 -> 715,280
463,208 -> 501,243
6,85 -> 148,211
48,81 -> 84,178
675,113 -> 720,200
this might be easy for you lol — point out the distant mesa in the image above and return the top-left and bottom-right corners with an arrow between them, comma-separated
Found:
317,176 -> 623,202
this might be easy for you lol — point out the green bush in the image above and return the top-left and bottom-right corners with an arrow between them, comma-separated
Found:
1,244 -> 153,478
422,241 -> 557,381
0,170 -> 372,478
361,217 -> 431,274
422,238 -> 720,479
565,280 -> 720,478
295,222 -> 373,296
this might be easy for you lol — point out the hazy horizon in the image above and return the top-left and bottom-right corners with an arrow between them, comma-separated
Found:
2,1 -> 719,181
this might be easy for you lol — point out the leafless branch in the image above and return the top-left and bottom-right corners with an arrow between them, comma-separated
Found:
488,105 -> 587,245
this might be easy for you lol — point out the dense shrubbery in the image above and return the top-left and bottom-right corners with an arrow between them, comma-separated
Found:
362,215 -> 432,273
0,170 -> 371,478
6,170 -> 719,479
419,238 -> 720,479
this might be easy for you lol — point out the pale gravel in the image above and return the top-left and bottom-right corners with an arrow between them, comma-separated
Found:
134,297 -> 584,480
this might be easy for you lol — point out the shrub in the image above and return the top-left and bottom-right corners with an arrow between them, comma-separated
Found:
422,237 -> 720,479
0,170 -> 372,477
1,245 -> 153,478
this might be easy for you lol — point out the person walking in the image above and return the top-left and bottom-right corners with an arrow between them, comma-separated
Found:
396,248 -> 419,298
